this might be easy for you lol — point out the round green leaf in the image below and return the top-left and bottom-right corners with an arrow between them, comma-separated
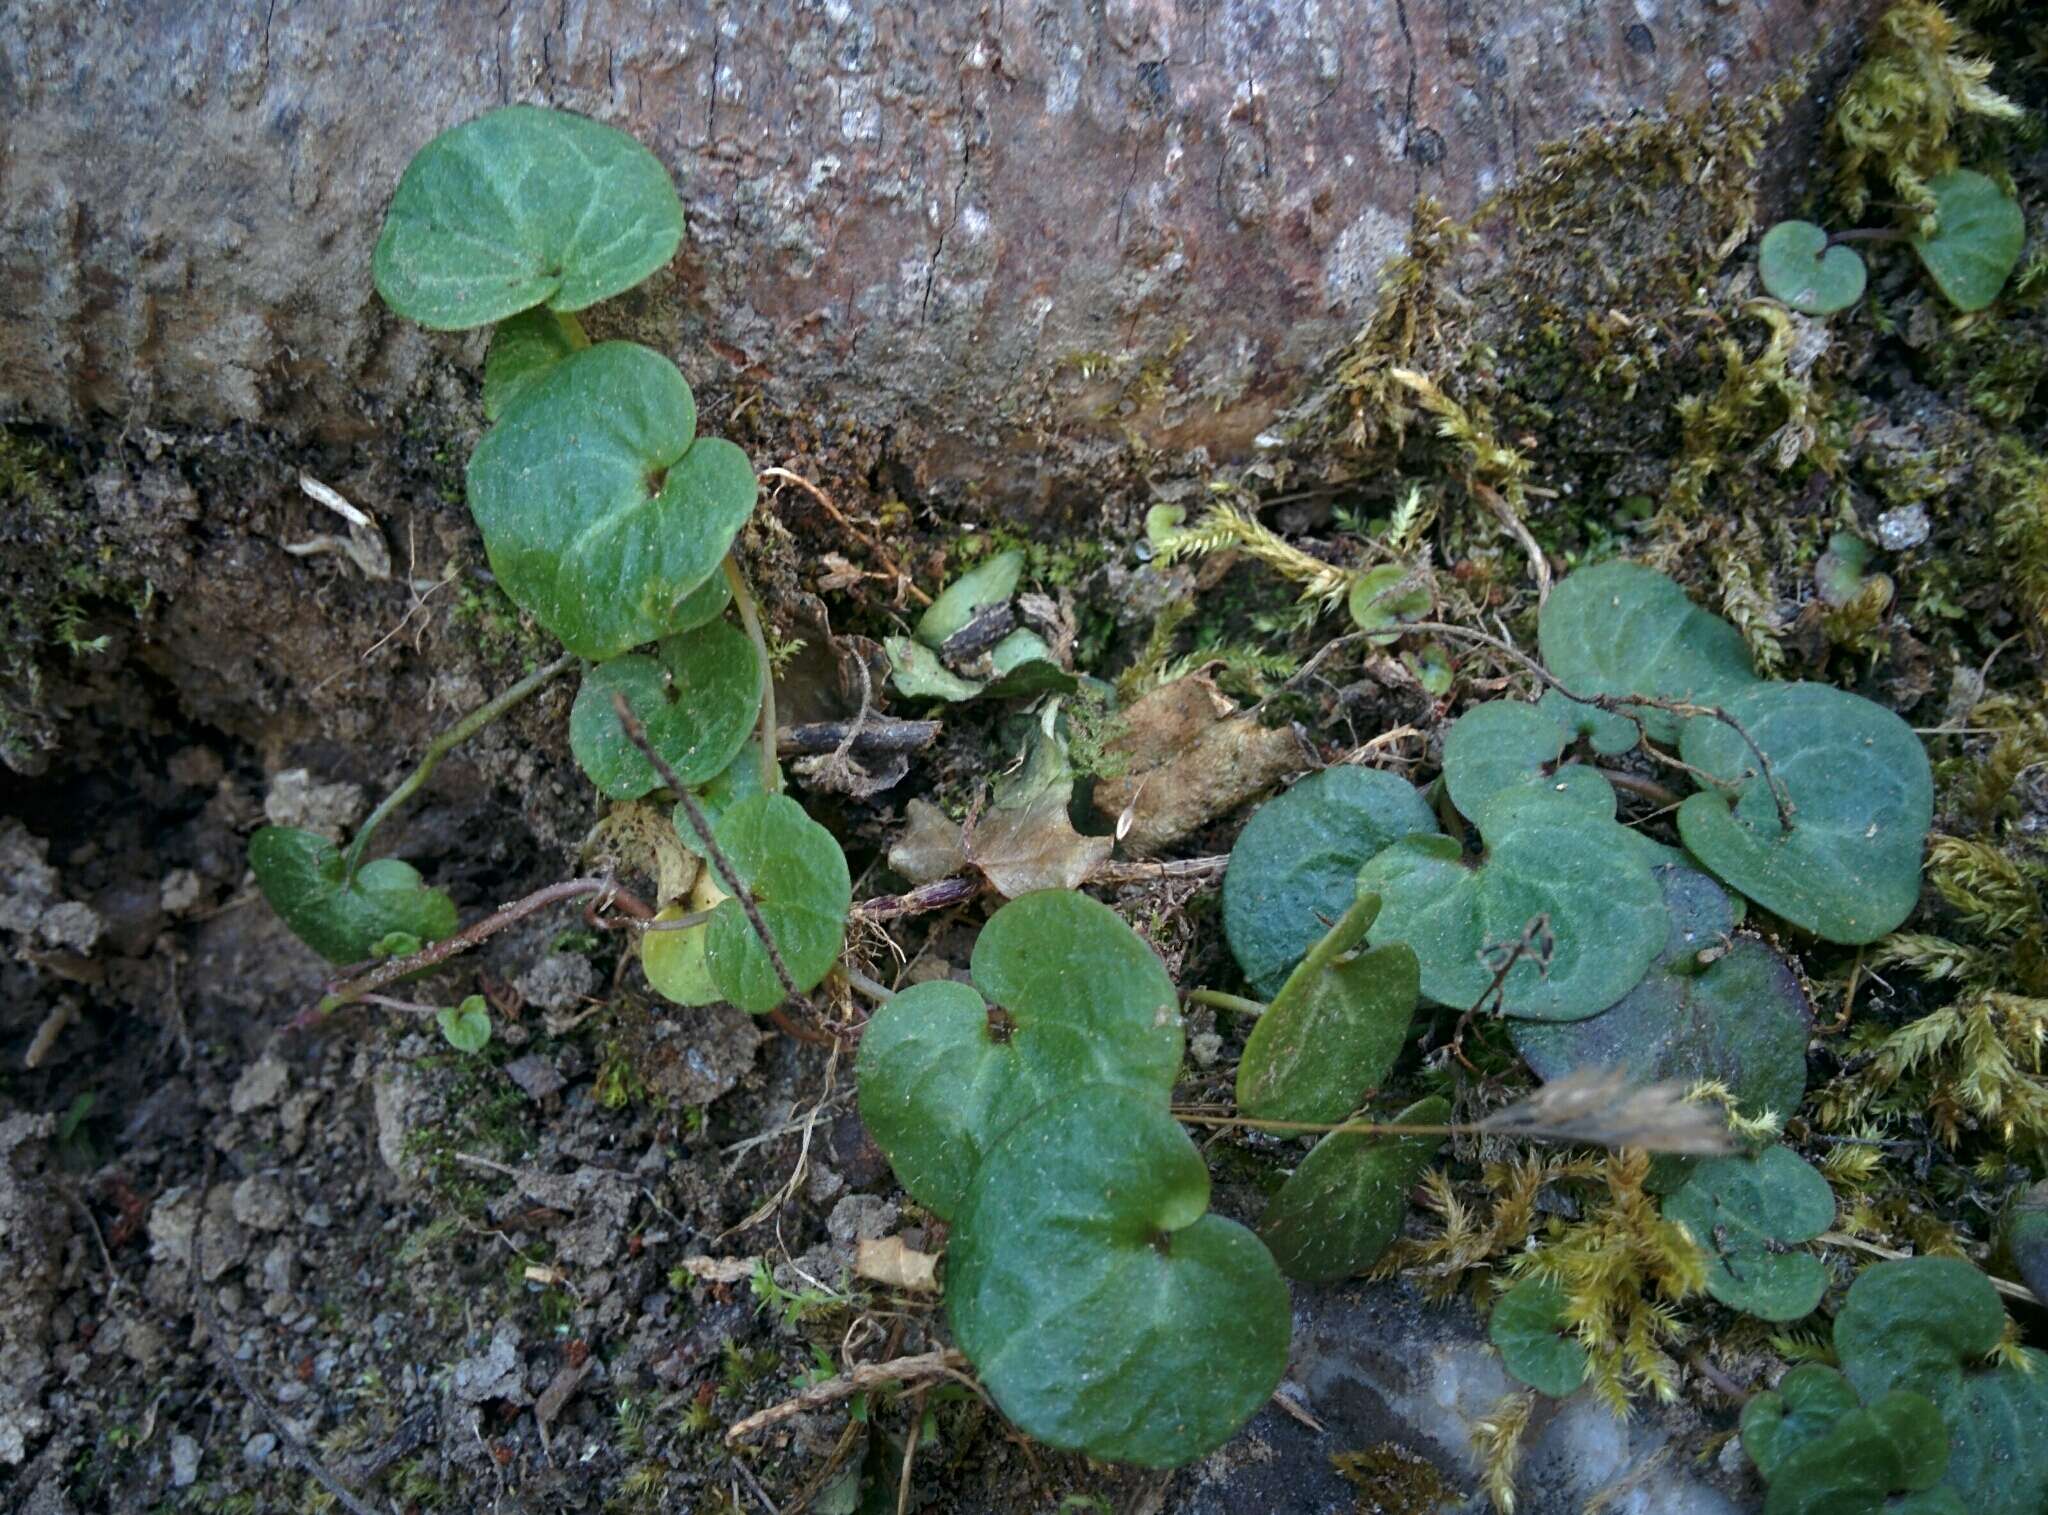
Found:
1490,1278 -> 1590,1398
948,1085 -> 1290,1468
1537,561 -> 1757,745
1742,1364 -> 1863,1482
373,105 -> 684,330
916,549 -> 1024,648
1912,171 -> 2025,314
1663,1145 -> 1833,1321
1512,866 -> 1812,1120
436,995 -> 493,1054
1259,1095 -> 1448,1283
483,308 -> 589,422
1758,220 -> 1868,316
569,619 -> 762,800
1359,804 -> 1666,1021
884,635 -> 986,702
1442,700 -> 1617,829
1815,531 -> 1875,609
466,342 -> 756,661
684,740 -> 767,836
704,794 -> 850,1013
641,904 -> 719,1006
1758,1399 -> 1941,1515
1237,937 -> 1419,1123
1347,564 -> 1430,645
1676,682 -> 1932,944
248,826 -> 458,964
856,890 -> 1183,1219
1223,766 -> 1440,998
1835,1258 -> 2007,1405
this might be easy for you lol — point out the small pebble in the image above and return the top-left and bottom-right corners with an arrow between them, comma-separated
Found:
1877,503 -> 1930,551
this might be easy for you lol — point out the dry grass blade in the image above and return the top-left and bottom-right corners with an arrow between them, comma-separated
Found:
1480,1068 -> 1737,1155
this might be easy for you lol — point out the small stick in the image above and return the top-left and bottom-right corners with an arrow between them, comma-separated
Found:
724,555 -> 783,795
761,465 -> 933,606
779,719 -> 940,757
615,692 -> 799,1004
851,876 -> 982,920
1598,769 -> 1684,808
1186,989 -> 1266,1017
344,652 -> 575,880
308,878 -> 612,1021
1090,854 -> 1231,884
725,1350 -> 970,1443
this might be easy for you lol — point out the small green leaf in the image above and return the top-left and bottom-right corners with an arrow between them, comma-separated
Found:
1490,1278 -> 1590,1398
1676,682 -> 1932,944
916,550 -> 1025,648
1403,641 -> 1455,696
248,826 -> 458,964
856,890 -> 1183,1219
1912,171 -> 2025,313
1758,221 -> 1868,316
1663,1145 -> 1833,1321
1511,866 -> 1812,1121
641,904 -> 719,1006
1360,801 -> 1666,1022
1539,688 -> 1640,756
1814,531 -> 1875,609
1237,895 -> 1419,1123
1537,562 -> 1756,745
436,995 -> 493,1054
483,308 -> 589,421
373,105 -> 684,330
884,636 -> 986,702
703,794 -> 850,1012
1223,766 -> 1440,998
1347,564 -> 1430,645
947,1085 -> 1291,1467
1441,700 -> 1617,829
466,342 -> 756,661
1742,1364 -> 1862,1482
568,619 -> 762,800
1259,1095 -> 1448,1283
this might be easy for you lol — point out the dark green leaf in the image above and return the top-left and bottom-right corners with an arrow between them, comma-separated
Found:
1677,682 -> 1932,944
1441,699 -> 1616,829
1490,1278 -> 1590,1398
466,342 -> 756,660
1223,766 -> 1440,998
568,619 -> 762,800
1360,800 -> 1666,1022
249,826 -> 457,964
1537,562 -> 1756,745
704,794 -> 850,1012
483,308 -> 588,422
1663,1145 -> 1833,1321
1758,221 -> 1868,316
373,105 -> 684,330
1742,1364 -> 1863,1482
1259,1095 -> 1448,1283
1511,866 -> 1812,1119
1912,171 -> 2025,313
856,890 -> 1182,1219
948,1085 -> 1290,1467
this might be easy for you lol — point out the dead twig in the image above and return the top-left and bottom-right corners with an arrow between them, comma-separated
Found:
778,718 -> 941,757
725,1351 -> 971,1443
762,466 -> 933,606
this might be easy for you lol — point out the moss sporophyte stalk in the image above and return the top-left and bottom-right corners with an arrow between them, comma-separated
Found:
240,95 -> 2042,1495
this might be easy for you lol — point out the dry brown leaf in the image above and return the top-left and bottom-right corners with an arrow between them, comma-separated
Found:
966,788 -> 1112,897
854,1235 -> 940,1292
1092,675 -> 1307,854
676,1254 -> 761,1284
888,798 -> 969,885
583,800 -> 698,906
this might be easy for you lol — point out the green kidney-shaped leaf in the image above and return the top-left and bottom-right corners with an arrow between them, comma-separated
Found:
684,740 -> 768,837
466,342 -> 756,661
1237,892 -> 1418,1123
436,995 -> 493,1054
856,890 -> 1182,1219
884,636 -> 986,702
703,794 -> 850,1012
1347,564 -> 1431,645
1442,700 -> 1617,830
249,826 -> 458,964
1259,1095 -> 1448,1283
373,105 -> 685,330
1537,562 -> 1757,745
1743,1364 -> 1864,1482
1677,681 -> 1932,944
1511,866 -> 1812,1120
641,904 -> 720,1006
917,550 -> 1025,648
1835,1257 -> 2048,1515
948,1085 -> 1291,1467
1490,1277 -> 1590,1398
1359,802 -> 1666,1021
1912,171 -> 2026,314
1663,1145 -> 1833,1321
1758,220 -> 1869,316
569,619 -> 762,800
483,308 -> 589,421
1223,766 -> 1440,998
